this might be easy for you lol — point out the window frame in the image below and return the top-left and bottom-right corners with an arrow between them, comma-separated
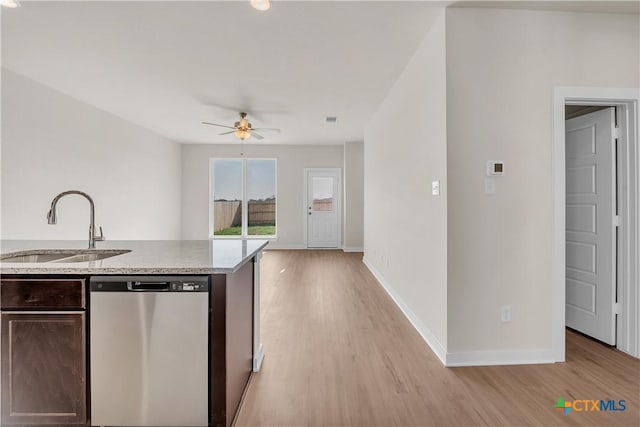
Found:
209,157 -> 277,239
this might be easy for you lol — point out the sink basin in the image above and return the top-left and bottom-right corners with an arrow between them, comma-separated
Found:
0,253 -> 72,263
1,249 -> 131,263
51,252 -> 127,263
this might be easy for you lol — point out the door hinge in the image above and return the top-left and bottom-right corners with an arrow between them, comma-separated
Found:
613,126 -> 621,139
614,302 -> 622,315
614,215 -> 622,227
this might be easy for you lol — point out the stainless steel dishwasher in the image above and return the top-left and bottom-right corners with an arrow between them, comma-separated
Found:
90,276 -> 209,427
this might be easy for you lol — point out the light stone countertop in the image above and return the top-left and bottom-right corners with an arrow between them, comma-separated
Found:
0,239 -> 269,275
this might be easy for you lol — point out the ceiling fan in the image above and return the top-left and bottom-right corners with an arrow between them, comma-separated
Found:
202,112 -> 280,141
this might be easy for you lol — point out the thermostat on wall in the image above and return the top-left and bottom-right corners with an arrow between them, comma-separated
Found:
487,161 -> 504,176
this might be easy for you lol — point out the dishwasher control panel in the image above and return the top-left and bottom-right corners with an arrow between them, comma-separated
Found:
90,276 -> 210,292
171,281 -> 205,291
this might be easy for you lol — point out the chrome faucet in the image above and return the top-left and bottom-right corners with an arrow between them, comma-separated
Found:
47,190 -> 105,249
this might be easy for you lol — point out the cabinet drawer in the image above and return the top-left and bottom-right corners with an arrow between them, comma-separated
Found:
1,279 -> 85,309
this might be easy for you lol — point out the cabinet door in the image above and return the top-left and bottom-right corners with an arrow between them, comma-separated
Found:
1,312 -> 86,425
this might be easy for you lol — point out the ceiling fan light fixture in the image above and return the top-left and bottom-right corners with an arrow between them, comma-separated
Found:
202,112 -> 278,142
250,0 -> 271,11
234,128 -> 251,140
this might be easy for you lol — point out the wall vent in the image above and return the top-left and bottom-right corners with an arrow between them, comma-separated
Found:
325,116 -> 338,123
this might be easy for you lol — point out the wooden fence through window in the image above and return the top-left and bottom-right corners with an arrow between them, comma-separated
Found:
213,200 -> 276,231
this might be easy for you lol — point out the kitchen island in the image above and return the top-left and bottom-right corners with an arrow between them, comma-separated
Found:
0,239 -> 268,427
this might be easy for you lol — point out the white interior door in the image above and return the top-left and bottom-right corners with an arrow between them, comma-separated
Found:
306,169 -> 340,248
565,107 -> 617,345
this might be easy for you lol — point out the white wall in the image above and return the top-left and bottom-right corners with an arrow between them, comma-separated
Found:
1,69 -> 182,240
181,143 -> 344,247
344,141 -> 364,250
363,10 -> 448,357
446,9 -> 640,354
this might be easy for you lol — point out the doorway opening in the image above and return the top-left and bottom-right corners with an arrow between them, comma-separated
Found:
564,105 -> 617,345
552,88 -> 639,361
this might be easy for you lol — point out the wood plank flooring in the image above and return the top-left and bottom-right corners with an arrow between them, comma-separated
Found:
235,250 -> 640,426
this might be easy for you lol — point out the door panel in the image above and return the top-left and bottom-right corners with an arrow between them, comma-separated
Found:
566,165 -> 596,194
307,170 -> 340,248
566,204 -> 596,233
565,107 -> 616,345
566,241 -> 596,273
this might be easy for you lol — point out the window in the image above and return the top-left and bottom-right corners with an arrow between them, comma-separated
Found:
210,158 -> 276,237
311,177 -> 334,211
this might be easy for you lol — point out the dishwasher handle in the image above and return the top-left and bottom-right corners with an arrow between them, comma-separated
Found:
127,281 -> 170,291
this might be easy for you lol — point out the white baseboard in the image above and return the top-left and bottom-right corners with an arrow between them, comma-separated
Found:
362,256 -> 447,365
253,344 -> 265,372
362,257 -> 556,367
445,348 -> 555,367
266,242 -> 358,251
265,242 -> 306,250
266,243 -> 344,250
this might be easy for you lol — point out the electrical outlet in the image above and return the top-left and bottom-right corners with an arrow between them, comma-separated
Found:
501,306 -> 512,322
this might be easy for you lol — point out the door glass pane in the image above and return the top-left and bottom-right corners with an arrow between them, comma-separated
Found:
312,177 -> 333,211
247,159 -> 276,236
213,159 -> 242,235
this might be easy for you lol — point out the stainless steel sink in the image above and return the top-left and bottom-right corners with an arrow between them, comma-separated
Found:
0,253 -> 72,263
51,252 -> 127,263
1,249 -> 131,263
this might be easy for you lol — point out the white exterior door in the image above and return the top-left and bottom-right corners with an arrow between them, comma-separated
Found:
565,107 -> 617,345
306,169 -> 340,248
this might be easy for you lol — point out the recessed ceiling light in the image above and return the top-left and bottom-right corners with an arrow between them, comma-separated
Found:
0,0 -> 20,8
325,116 -> 338,123
250,0 -> 271,11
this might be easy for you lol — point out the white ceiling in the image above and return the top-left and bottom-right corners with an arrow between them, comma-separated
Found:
1,1 -> 444,145
452,1 -> 640,15
3,2 -> 635,146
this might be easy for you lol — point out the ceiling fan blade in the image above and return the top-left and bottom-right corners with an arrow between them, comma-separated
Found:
202,121 -> 235,129
218,130 -> 235,135
252,128 -> 281,133
251,132 -> 265,140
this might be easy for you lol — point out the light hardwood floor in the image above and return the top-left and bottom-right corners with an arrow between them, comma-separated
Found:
235,250 -> 640,426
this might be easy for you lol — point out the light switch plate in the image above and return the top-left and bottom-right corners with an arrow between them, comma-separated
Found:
432,180 -> 440,196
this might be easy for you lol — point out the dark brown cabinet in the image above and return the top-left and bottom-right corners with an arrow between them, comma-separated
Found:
210,261 -> 255,427
1,278 -> 87,426
0,259 -> 260,427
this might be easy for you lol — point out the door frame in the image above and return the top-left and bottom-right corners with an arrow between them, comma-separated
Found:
303,168 -> 342,249
552,87 -> 639,361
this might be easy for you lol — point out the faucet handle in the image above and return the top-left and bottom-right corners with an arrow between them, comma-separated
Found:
95,226 -> 105,241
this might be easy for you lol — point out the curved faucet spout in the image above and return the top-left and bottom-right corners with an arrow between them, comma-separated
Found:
47,190 -> 105,249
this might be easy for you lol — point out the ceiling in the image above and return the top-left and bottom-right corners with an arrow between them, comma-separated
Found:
452,1 -> 640,14
1,1 -> 443,145
3,1 -> 635,146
